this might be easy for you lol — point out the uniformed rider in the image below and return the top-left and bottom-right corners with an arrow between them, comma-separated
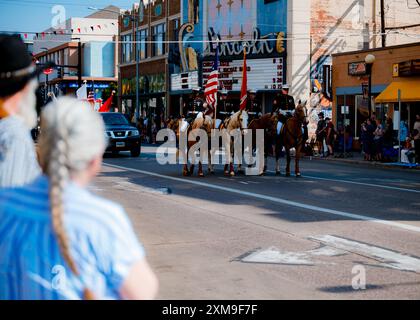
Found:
273,84 -> 295,119
246,89 -> 262,120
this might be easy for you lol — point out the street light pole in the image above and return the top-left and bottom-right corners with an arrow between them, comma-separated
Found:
135,12 -> 139,120
365,54 -> 376,119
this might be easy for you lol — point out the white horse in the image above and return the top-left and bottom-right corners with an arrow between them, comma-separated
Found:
220,110 -> 249,176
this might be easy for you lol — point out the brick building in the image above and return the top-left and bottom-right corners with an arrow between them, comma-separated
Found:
332,42 -> 420,143
118,0 -> 181,121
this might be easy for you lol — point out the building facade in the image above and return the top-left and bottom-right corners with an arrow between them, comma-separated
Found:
169,0 -> 288,115
118,0 -> 181,122
33,6 -> 119,102
332,42 -> 420,144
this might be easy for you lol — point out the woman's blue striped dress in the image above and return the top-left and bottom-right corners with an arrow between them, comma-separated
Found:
0,176 -> 145,300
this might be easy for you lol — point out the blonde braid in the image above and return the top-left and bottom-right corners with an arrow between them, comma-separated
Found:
39,97 -> 105,300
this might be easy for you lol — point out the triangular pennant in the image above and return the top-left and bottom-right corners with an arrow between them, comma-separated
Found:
91,26 -> 94,31
77,28 -> 81,33
97,25 -> 101,30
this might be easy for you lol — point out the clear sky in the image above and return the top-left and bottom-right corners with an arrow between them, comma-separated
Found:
0,0 -> 136,33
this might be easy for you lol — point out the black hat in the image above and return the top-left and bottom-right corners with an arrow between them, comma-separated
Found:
318,112 -> 324,118
0,34 -> 54,98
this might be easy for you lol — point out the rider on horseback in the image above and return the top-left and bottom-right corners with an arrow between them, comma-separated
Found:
273,84 -> 295,119
246,89 -> 262,121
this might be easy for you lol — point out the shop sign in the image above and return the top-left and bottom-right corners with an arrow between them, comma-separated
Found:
392,63 -> 399,77
202,57 -> 284,91
171,71 -> 199,91
398,59 -> 420,77
348,62 -> 366,76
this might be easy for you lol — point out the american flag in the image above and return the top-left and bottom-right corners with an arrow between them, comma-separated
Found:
204,46 -> 219,108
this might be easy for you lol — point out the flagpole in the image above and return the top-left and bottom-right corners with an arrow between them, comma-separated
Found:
213,42 -> 219,130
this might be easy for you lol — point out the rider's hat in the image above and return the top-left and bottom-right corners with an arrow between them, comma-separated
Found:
248,89 -> 257,94
220,89 -> 228,95
192,87 -> 201,92
318,112 -> 325,118
282,84 -> 290,90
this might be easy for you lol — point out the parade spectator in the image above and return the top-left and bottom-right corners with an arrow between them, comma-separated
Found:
325,117 -> 336,157
0,34 -> 45,187
413,114 -> 420,163
0,97 -> 158,300
373,119 -> 384,161
361,120 -> 374,161
400,120 -> 408,145
315,112 -> 327,157
401,135 -> 415,164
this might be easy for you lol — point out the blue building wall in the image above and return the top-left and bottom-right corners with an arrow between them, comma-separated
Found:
181,0 -> 287,56
83,42 -> 115,78
257,0 -> 287,36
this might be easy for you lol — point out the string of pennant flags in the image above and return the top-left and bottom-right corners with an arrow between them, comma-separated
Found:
22,22 -> 119,40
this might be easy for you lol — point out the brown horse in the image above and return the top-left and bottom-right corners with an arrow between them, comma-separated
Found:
167,114 -> 213,177
275,104 -> 308,177
188,114 -> 213,177
248,113 -> 278,175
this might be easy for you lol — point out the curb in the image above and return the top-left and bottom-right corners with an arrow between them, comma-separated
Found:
306,155 -> 420,171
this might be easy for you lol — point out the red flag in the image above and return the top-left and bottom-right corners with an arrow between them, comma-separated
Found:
239,47 -> 248,110
98,92 -> 114,113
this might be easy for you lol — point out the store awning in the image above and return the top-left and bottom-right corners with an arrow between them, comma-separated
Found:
375,80 -> 420,103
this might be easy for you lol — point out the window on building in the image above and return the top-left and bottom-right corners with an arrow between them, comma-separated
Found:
152,23 -> 166,57
172,19 -> 180,41
137,29 -> 148,60
121,34 -> 132,63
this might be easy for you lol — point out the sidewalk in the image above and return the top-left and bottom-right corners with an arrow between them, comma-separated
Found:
307,152 -> 420,170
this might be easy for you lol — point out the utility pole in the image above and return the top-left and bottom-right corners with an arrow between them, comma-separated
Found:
372,0 -> 377,48
380,0 -> 386,47
72,37 -> 82,88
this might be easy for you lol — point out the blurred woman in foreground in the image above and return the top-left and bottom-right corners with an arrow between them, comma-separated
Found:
0,97 -> 158,300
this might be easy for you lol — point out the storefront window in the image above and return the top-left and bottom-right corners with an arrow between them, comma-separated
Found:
336,95 -> 356,137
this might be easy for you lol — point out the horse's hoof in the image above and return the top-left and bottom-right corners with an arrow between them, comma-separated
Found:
209,170 -> 215,175
237,170 -> 245,175
198,173 -> 205,177
296,173 -> 302,178
276,171 -> 281,176
259,172 -> 265,176
183,171 -> 190,177
224,171 -> 230,176
285,173 -> 291,177
230,171 -> 235,177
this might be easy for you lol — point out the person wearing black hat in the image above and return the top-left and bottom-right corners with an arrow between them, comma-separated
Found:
0,34 -> 52,187
315,112 -> 327,157
246,89 -> 262,120
186,87 -> 204,123
273,84 -> 295,124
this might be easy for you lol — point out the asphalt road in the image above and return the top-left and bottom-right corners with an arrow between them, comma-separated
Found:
93,145 -> 420,299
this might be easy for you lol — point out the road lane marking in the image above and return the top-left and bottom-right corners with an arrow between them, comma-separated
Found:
266,170 -> 420,194
310,235 -> 420,273
103,163 -> 420,234
240,245 -> 347,266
